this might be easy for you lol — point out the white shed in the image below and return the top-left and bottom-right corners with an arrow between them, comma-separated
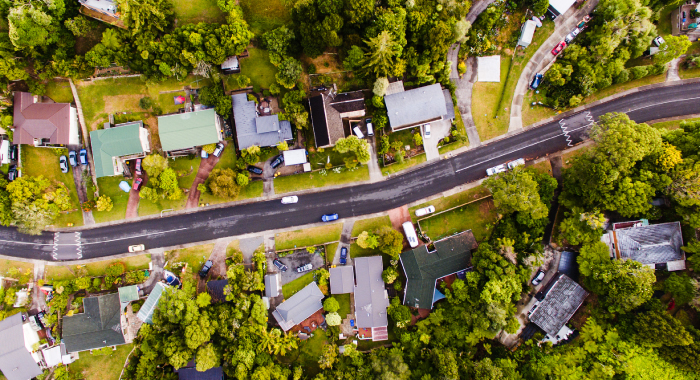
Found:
0,140 -> 9,165
477,56 -> 501,82
517,20 -> 537,48
282,149 -> 308,165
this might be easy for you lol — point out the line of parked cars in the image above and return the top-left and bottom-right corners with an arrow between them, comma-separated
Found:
353,118 -> 375,139
59,149 -> 88,174
486,157 -> 525,176
532,15 -> 591,90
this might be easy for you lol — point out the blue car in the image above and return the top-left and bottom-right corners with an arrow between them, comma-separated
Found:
340,247 -> 347,265
530,74 -> 543,89
321,213 -> 339,222
79,149 -> 88,166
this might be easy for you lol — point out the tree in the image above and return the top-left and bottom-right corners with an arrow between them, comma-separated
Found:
276,141 -> 289,151
200,85 -> 232,118
142,154 -> 169,178
343,45 -> 364,70
632,309 -> 693,347
558,207 -> 605,245
276,57 -> 303,89
207,168 -> 240,199
664,273 -> 695,304
236,173 -> 249,187
202,144 -> 216,154
325,312 -> 341,326
484,167 -> 549,221
117,0 -> 173,35
382,266 -> 398,284
196,293 -> 211,308
64,16 -> 94,37
364,31 -> 402,78
655,35 -> 692,64
373,77 -> 389,97
196,344 -> 219,372
323,297 -> 339,312
334,135 -> 370,163
8,5 -> 58,50
101,28 -> 121,49
95,195 -> 113,212
318,344 -> 337,369
387,297 -> 411,328
376,226 -> 404,258
356,230 -> 379,249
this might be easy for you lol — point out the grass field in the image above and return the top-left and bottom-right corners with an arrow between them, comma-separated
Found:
282,271 -> 315,298
409,185 -> 491,222
239,0 -> 292,36
165,244 -> 214,281
472,55 -> 513,140
0,259 -> 33,279
351,216 -> 391,237
334,293 -> 351,318
172,0 -> 225,24
418,197 -> 498,242
94,176 -> 130,223
276,224 -> 342,251
68,343 -> 133,380
652,117 -> 700,130
45,80 -> 74,103
224,48 -> 278,91
45,254 -> 151,281
381,154 -> 426,176
274,166 -> 369,193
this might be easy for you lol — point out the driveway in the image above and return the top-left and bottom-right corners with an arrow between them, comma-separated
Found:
126,168 -> 146,219
423,119 -> 452,161
332,219 -> 354,266
185,144 -> 224,209
276,249 -> 325,285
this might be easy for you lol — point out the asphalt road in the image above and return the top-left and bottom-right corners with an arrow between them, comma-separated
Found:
3,82 -> 700,261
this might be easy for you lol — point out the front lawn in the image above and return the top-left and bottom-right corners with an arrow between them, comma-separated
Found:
68,343 -> 133,380
472,55 -> 513,140
418,197 -> 498,242
652,117 -> 700,130
0,259 -> 34,280
200,180 -> 264,205
164,244 -> 214,281
274,166 -> 369,194
45,80 -> 74,103
138,155 -> 200,216
94,176 -> 130,223
409,185 -> 490,220
45,254 -> 151,281
351,216 -> 391,237
239,0 -> 292,36
381,153 -> 426,176
171,0 -> 225,24
324,242 -> 338,264
224,48 -> 278,91
276,224 -> 343,251
282,271 -> 315,299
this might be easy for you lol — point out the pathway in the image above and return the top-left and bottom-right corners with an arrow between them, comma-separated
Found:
262,156 -> 276,198
68,79 -> 98,191
263,233 -> 276,272
366,137 -> 383,182
185,145 -> 223,209
30,261 -> 46,314
332,219 -> 355,266
126,170 -> 146,219
667,57 -> 682,82
68,146 -> 95,226
509,0 -> 599,132
240,236 -> 264,266
422,119 -> 452,161
207,238 -> 236,279
142,249 -> 164,293
452,57 -> 481,147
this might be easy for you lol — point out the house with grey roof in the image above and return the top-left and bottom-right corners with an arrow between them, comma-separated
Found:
329,266 -> 354,294
308,87 -> 365,148
12,91 -> 79,147
232,93 -> 293,150
265,273 -> 281,298
137,282 -> 169,324
383,83 -> 455,131
272,282 -> 324,331
528,274 -> 588,344
90,121 -> 150,178
157,109 -> 222,157
601,221 -> 686,271
400,230 -> 476,310
62,293 -> 127,353
0,313 -> 43,380
353,256 -> 389,341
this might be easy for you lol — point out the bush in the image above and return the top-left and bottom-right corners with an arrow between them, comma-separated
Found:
269,83 -> 281,96
203,144 -> 217,154
75,277 -> 90,290
105,262 -> 126,277
139,97 -> 153,110
125,271 -> 145,285
92,347 -> 114,356
413,133 -> 423,146
197,183 -> 207,193
95,195 -> 113,212
629,66 -> 649,80
457,61 -> 467,76
91,278 -> 102,290
307,63 -> 317,74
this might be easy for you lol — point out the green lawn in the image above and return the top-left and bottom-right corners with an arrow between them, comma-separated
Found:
68,343 -> 133,380
274,166 -> 369,194
418,197 -> 498,242
439,106 -> 469,154
381,154 -> 426,176
224,48 -> 278,91
334,293 -> 351,319
94,176 -> 130,223
409,185 -> 491,222
45,80 -> 74,103
171,0 -> 225,24
325,242 -> 338,264
165,244 -> 214,281
276,224 -> 342,251
351,216 -> 391,237
200,180 -> 264,205
652,117 -> 700,130
239,0 -> 292,36
282,271 -> 315,298
138,155 -> 200,216
295,327 -> 327,376
472,55 -> 513,140
45,254 -> 151,280
0,259 -> 33,282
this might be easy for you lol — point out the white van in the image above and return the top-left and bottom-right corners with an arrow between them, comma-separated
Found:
353,126 -> 365,139
402,221 -> 419,248
365,118 -> 374,136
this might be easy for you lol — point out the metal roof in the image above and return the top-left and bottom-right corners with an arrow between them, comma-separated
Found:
282,149 -> 307,165
529,274 -> 588,337
13,91 -> 73,145
353,256 -> 389,328
271,282 -> 324,331
137,282 -> 168,324
518,20 -> 537,47
549,0 -> 576,14
329,266 -> 355,294
558,251 -> 579,281
384,84 -> 448,130
606,221 -> 684,265
309,94 -> 330,147
264,273 -> 281,298
0,313 -> 43,380
118,285 -> 139,307
90,122 -> 146,177
158,109 -> 220,152
62,293 -> 126,353
232,94 -> 293,150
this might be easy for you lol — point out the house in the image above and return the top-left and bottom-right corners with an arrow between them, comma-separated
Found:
158,109 -> 222,157
12,92 -> 79,147
137,282 -> 169,324
62,293 -> 127,353
231,93 -> 293,150
175,360 -> 225,380
308,88 -> 366,148
79,0 -> 125,28
517,20 -> 537,48
264,273 -> 281,298
601,221 -> 686,271
207,280 -> 229,303
221,56 -> 241,74
353,256 -> 390,341
547,0 -> 577,18
90,121 -> 150,178
383,83 -> 454,132
329,266 -> 354,294
528,273 -> 588,344
272,282 -> 324,332
400,230 -> 477,310
0,313 -> 43,380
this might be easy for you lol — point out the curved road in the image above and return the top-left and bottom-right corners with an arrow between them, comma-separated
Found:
4,82 -> 700,261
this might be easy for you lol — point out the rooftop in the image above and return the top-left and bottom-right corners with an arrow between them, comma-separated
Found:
62,293 -> 126,353
353,256 -> 389,328
207,280 -> 229,303
272,282 -> 324,331
90,122 -> 147,177
137,282 -> 168,324
529,274 -> 588,337
231,94 -> 293,150
603,221 -> 684,266
384,84 -> 449,130
0,313 -> 43,380
264,273 -> 281,298
13,92 -> 74,145
329,266 -> 355,294
175,360 -> 225,380
158,109 -> 220,152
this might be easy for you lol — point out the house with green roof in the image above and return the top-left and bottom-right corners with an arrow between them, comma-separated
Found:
89,121 -> 150,178
157,109 -> 222,157
399,230 -> 477,310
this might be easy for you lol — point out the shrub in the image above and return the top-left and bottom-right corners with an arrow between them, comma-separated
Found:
324,297 -> 340,312
105,262 -> 126,277
307,63 -> 317,74
75,277 -> 90,290
92,277 -> 102,290
326,312 -> 341,326
203,144 -> 216,154
125,271 -> 145,285
457,61 -> 467,76
629,66 -> 649,80
92,347 -> 114,356
197,183 -> 207,193
413,133 -> 423,146
95,195 -> 113,212
139,97 -> 153,110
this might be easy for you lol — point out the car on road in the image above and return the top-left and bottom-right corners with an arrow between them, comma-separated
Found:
247,165 -> 263,175
551,41 -> 567,55
564,28 -> 580,44
423,124 -> 431,138
297,263 -> 313,273
133,177 -> 143,191
135,158 -> 143,176
79,149 -> 88,166
273,259 -> 288,272
654,36 -> 666,47
365,118 -> 374,136
530,73 -> 543,89
59,155 -> 69,173
7,165 -> 17,181
531,270 -> 546,286
321,213 -> 339,222
68,150 -> 78,167
507,158 -> 526,169
281,196 -> 298,204
340,247 -> 348,265
213,143 -> 225,157
128,244 -> 145,253
199,260 -> 214,278
9,144 -> 17,161
415,205 -> 436,217
271,154 -> 284,169
486,164 -> 506,176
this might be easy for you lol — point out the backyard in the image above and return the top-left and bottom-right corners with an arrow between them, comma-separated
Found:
44,80 -> 74,103
239,0 -> 292,36
68,343 -> 134,380
273,166 -> 369,193
224,48 -> 278,91
276,224 -> 342,251
171,0 -> 225,24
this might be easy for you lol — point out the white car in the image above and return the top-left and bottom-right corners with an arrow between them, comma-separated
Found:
423,124 -> 431,138
486,164 -> 507,176
281,196 -> 298,204
654,36 -> 666,47
415,205 -> 436,217
297,263 -> 313,273
128,244 -> 145,253
507,158 -> 525,169
564,28 -> 580,43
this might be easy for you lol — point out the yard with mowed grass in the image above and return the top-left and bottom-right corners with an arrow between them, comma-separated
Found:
333,292 -> 351,318
45,80 -> 74,103
351,215 -> 391,237
652,117 -> 700,130
325,242 -> 338,264
165,244 -> 214,281
239,0 -> 291,36
68,343 -> 133,380
94,176 -> 130,223
0,259 -> 33,278
21,146 -> 83,227
409,185 -> 491,222
282,327 -> 327,376
138,155 -> 200,216
276,224 -> 342,251
171,0 -> 225,24
273,166 -> 369,193
282,271 -> 315,299
224,48 -> 278,91
472,55 -> 513,141
45,254 -> 151,281
418,197 -> 497,242
381,154 -> 426,176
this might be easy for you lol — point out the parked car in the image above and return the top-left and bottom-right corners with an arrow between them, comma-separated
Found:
7,165 -> 17,181
507,158 -> 526,169
415,205 -> 436,217
365,118 -> 374,136
27,315 -> 42,332
297,263 -> 313,273
564,28 -> 580,43
530,74 -> 543,89
135,158 -> 143,176
59,155 -> 69,173
321,213 -> 339,222
199,260 -> 214,278
340,247 -> 348,265
271,154 -> 284,169
79,149 -> 88,166
281,196 -> 298,204
402,221 -> 419,248
213,143 -> 225,157
273,259 -> 288,272
531,270 -> 546,286
247,165 -> 263,175
654,36 -> 666,47
9,144 -> 17,161
423,124 -> 431,138
128,244 -> 145,253
133,177 -> 143,191
551,41 -> 566,55
68,150 -> 78,167
486,164 -> 506,176
353,125 -> 365,139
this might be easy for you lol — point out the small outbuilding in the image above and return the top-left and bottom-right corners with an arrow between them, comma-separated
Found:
264,273 -> 281,298
477,56 -> 501,82
517,20 -> 537,48
282,149 -> 308,166
329,266 -> 355,294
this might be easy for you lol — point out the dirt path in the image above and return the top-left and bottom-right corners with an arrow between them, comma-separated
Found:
126,170 -> 146,219
185,145 -> 224,209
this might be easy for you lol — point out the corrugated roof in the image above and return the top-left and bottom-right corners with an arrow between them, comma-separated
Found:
353,256 -> 389,328
330,266 -> 355,294
118,285 -> 139,304
137,282 -> 168,324
0,313 -> 43,380
264,274 -> 281,298
384,84 -> 448,130
158,109 -> 220,152
607,221 -> 684,265
62,293 -> 126,353
90,122 -> 145,177
13,91 -> 73,145
518,20 -> 537,46
272,282 -> 324,331
529,274 -> 588,337
232,94 -> 292,149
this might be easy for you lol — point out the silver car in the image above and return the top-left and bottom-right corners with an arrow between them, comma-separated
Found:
486,164 -> 507,176
281,196 -> 298,204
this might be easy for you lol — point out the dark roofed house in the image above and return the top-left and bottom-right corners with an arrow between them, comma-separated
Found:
13,91 -> 80,147
62,293 -> 126,353
308,87 -> 365,148
601,221 -> 686,271
207,280 -> 229,303
272,282 -> 324,331
528,274 -> 588,343
0,313 -> 43,380
400,230 -> 476,310
329,266 -> 355,294
232,93 -> 293,150
353,256 -> 389,341
383,83 -> 454,131
175,360 -> 225,380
